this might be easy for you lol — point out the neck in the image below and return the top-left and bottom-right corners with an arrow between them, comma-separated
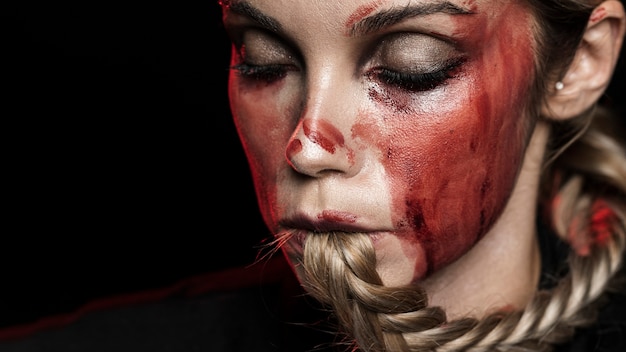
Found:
422,121 -> 550,320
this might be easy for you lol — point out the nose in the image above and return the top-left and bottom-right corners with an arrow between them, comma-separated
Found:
286,118 -> 357,177
285,59 -> 363,178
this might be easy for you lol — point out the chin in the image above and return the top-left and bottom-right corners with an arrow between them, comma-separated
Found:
278,229 -> 429,288
373,232 -> 428,285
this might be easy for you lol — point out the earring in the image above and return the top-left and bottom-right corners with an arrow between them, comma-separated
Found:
555,81 -> 564,91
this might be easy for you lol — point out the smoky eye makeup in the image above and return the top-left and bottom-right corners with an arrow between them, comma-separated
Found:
229,29 -> 299,82
367,33 -> 466,92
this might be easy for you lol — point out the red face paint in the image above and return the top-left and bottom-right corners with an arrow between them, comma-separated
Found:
344,0 -> 385,31
226,0 -> 537,282
319,210 -> 358,223
303,118 -> 345,154
286,139 -> 303,161
589,6 -> 607,24
351,3 -> 535,276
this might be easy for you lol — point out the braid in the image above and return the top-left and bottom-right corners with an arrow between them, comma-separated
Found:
301,209 -> 625,351
298,94 -> 626,352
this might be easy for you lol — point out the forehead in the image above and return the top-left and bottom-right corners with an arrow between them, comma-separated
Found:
221,0 -> 535,57
221,0 -> 521,30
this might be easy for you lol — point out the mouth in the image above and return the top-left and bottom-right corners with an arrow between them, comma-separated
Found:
276,230 -> 381,264
279,212 -> 382,233
276,213 -> 391,257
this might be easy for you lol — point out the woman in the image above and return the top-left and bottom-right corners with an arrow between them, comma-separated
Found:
221,0 -> 626,351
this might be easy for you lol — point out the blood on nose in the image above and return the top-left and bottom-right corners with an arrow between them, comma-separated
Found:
286,119 -> 345,160
303,118 -> 345,153
286,139 -> 303,160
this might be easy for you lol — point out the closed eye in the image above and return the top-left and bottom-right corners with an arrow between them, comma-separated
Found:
369,57 -> 465,92
230,63 -> 292,82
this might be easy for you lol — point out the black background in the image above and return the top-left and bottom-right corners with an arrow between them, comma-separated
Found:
3,2 -> 268,327
2,1 -> 625,329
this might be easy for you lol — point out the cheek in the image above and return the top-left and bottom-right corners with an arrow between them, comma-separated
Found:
405,101 -> 525,274
353,6 -> 535,276
228,76 -> 297,223
355,72 -> 531,276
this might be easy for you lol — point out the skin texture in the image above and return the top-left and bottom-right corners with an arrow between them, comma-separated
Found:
222,0 -> 545,317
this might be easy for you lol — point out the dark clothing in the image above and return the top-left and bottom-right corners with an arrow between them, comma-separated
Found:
0,256 -> 340,352
0,245 -> 624,352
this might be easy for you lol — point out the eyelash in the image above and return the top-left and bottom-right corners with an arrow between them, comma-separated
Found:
231,58 -> 465,92
231,63 -> 290,82
370,58 -> 465,92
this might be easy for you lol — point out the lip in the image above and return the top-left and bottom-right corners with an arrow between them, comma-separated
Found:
280,211 -> 380,233
279,229 -> 391,260
277,212 -> 394,259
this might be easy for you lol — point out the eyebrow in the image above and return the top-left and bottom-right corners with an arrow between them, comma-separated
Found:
220,0 -> 473,37
220,0 -> 282,34
349,2 -> 474,36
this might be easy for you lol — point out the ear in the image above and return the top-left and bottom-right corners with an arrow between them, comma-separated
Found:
542,0 -> 626,120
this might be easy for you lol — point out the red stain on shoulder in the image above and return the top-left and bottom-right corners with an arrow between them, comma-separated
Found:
567,199 -> 616,257
588,199 -> 615,247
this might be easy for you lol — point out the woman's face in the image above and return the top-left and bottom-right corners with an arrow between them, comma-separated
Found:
222,0 -> 537,284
